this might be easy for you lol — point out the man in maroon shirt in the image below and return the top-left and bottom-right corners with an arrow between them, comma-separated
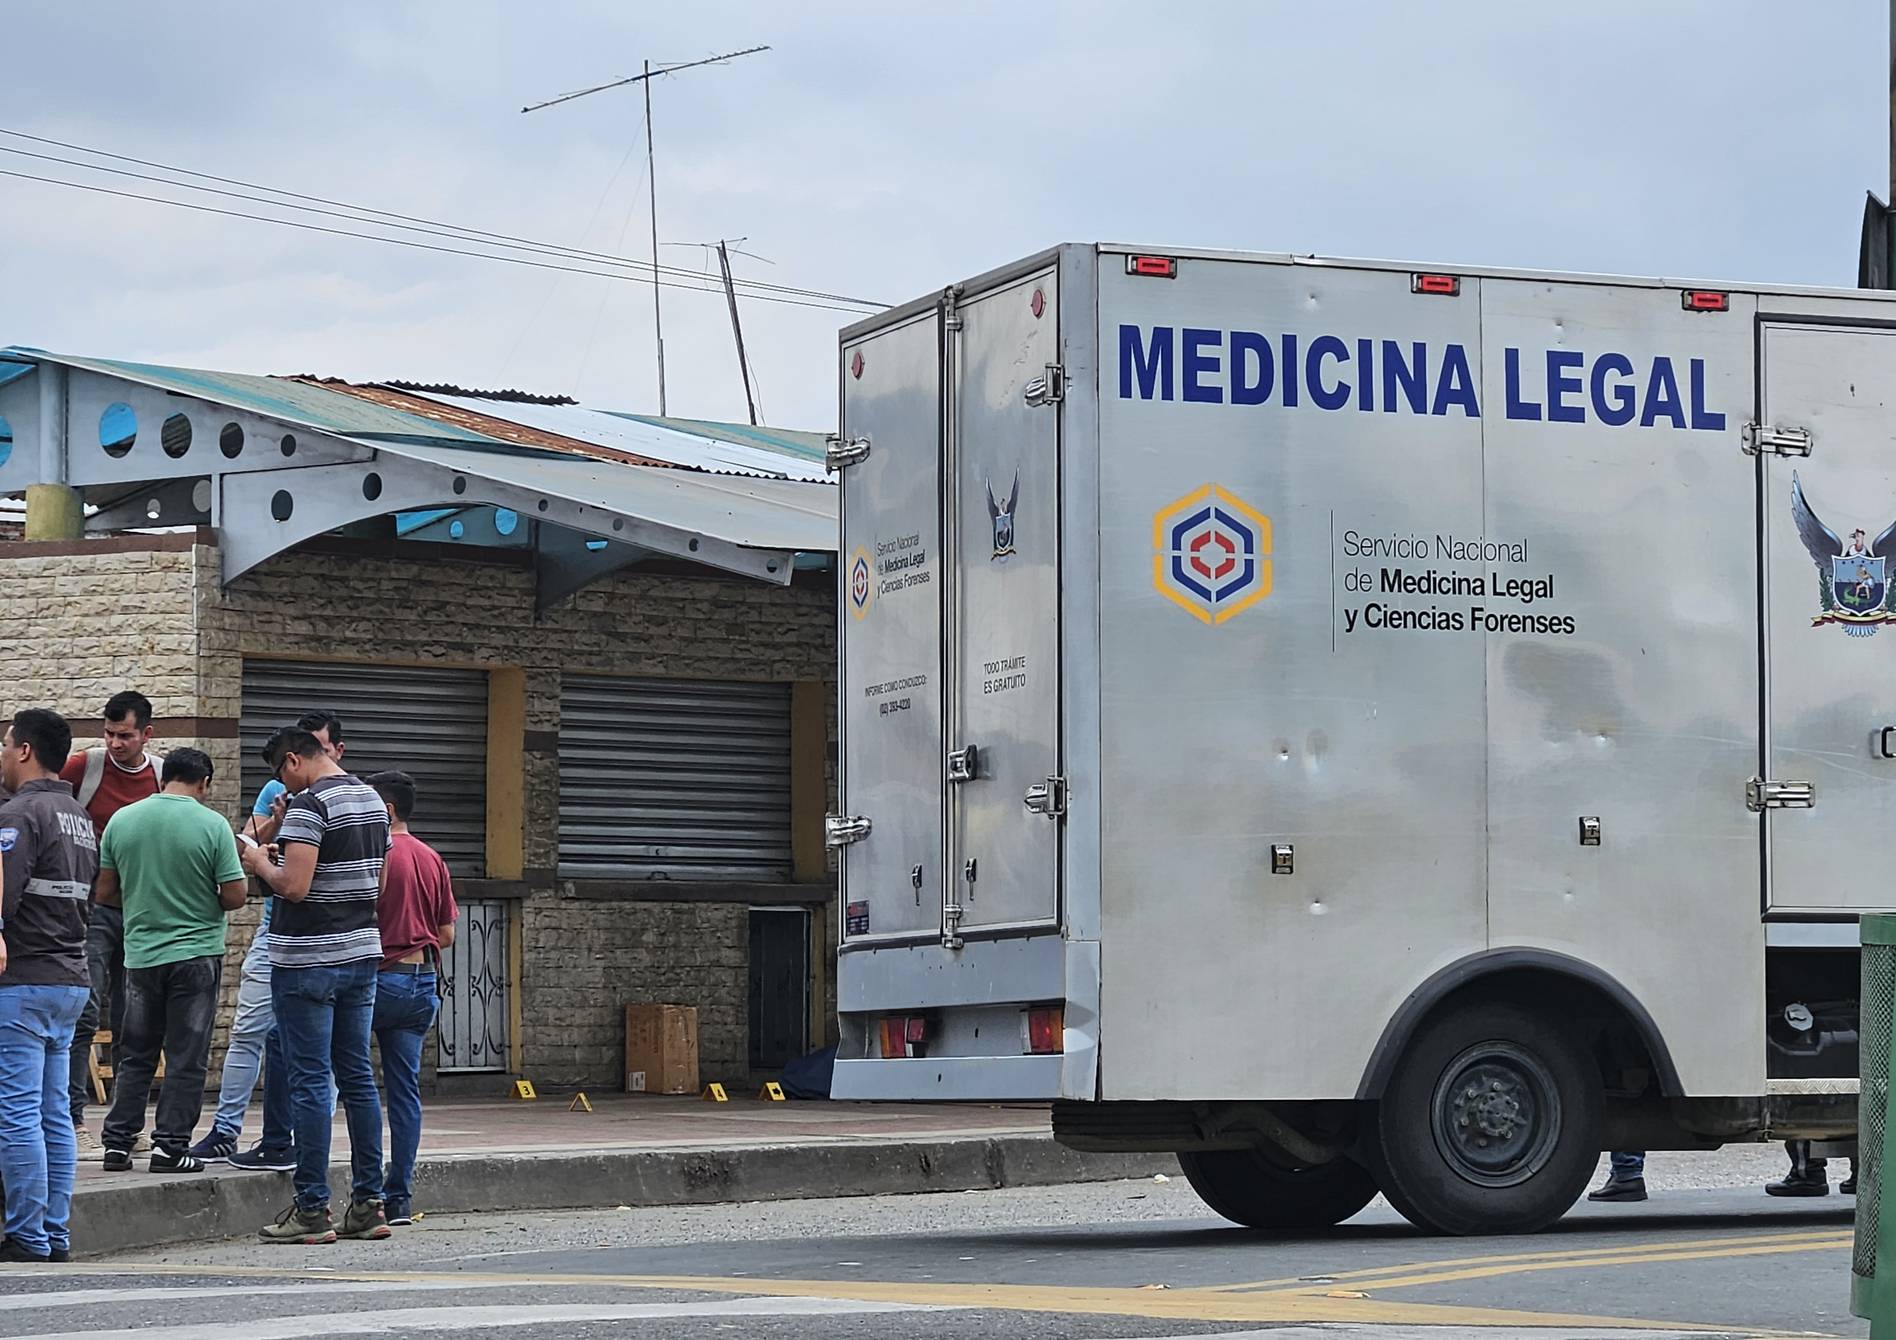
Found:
58,691 -> 161,1158
367,771 -> 457,1227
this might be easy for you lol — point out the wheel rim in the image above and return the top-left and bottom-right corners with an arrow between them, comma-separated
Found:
1429,1040 -> 1561,1188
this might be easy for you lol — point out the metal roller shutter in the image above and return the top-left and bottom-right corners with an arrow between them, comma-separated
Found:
559,675 -> 792,881
240,659 -> 489,875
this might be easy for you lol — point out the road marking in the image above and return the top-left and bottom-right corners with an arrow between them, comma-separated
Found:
1213,1227 -> 1853,1292
0,1281 -> 520,1311
9,1263 -> 1751,1331
6,1297 -> 955,1340
1285,1234 -> 1851,1293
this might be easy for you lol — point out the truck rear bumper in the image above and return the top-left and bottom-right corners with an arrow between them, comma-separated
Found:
832,1055 -> 1066,1102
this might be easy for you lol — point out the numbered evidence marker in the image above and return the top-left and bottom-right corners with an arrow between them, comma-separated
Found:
568,1091 -> 593,1113
511,1079 -> 538,1101
702,1083 -> 730,1103
757,1081 -> 787,1102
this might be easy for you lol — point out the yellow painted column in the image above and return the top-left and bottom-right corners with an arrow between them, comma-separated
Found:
23,483 -> 82,541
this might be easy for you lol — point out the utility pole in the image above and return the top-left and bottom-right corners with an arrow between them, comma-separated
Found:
716,240 -> 759,426
523,46 -> 769,415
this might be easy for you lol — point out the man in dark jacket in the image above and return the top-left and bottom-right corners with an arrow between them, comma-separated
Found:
0,709 -> 100,1262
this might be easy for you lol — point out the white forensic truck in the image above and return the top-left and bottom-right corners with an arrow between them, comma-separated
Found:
828,243 -> 1882,1236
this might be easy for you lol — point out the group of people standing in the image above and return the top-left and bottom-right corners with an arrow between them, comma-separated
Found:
0,692 -> 457,1261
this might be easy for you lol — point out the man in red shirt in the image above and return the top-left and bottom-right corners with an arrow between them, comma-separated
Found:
58,692 -> 161,1158
367,770 -> 457,1227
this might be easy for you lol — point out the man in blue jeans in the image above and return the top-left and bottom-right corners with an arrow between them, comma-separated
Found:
241,728 -> 392,1244
368,771 -> 458,1226
0,708 -> 101,1261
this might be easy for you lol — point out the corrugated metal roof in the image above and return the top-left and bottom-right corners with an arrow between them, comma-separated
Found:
1,349 -> 839,555
416,393 -> 830,482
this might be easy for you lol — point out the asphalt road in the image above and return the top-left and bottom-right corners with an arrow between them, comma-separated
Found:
0,1152 -> 1866,1339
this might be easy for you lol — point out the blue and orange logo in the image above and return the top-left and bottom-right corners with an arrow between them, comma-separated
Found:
848,545 -> 875,621
1153,485 -> 1272,625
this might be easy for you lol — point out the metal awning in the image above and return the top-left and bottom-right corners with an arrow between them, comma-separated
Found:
0,348 -> 836,609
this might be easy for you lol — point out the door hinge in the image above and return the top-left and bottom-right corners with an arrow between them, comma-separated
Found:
1024,363 -> 1066,407
947,744 -> 980,783
825,813 -> 873,847
1023,776 -> 1068,818
824,434 -> 872,472
1746,777 -> 1816,812
1743,423 -> 1813,458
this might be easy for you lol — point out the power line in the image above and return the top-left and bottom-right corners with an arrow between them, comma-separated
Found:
0,127 -> 883,308
519,47 -> 771,114
0,167 -> 873,314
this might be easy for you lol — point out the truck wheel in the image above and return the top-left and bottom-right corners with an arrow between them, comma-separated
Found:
1367,1001 -> 1600,1236
1178,1148 -> 1380,1232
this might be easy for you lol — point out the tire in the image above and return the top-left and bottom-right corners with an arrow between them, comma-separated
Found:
1179,1147 -> 1380,1232
1366,1000 -> 1601,1236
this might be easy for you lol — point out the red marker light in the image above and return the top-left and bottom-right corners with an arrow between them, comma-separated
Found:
1023,1006 -> 1064,1055
1127,255 -> 1178,279
1411,273 -> 1461,296
1683,289 -> 1729,313
849,349 -> 865,379
1030,287 -> 1046,318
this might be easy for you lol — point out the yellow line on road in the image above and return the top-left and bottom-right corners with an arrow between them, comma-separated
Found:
1277,1233 -> 1851,1293
1213,1226 -> 1852,1292
20,1261 -> 1761,1331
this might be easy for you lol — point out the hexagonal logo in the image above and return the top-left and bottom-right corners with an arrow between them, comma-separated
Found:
1152,485 -> 1272,625
848,544 -> 875,622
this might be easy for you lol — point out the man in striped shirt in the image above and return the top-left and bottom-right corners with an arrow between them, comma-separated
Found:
240,728 -> 393,1245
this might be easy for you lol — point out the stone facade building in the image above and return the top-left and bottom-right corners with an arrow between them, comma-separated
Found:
0,350 -> 839,1096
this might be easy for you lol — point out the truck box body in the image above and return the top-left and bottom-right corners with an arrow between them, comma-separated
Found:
831,243 -> 1889,1126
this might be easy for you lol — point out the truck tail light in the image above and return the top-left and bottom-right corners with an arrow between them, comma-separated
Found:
879,1015 -> 929,1059
1411,273 -> 1461,296
1126,254 -> 1178,279
1023,1006 -> 1064,1055
1682,289 -> 1730,312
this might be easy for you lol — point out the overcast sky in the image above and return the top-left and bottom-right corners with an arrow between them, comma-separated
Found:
0,2 -> 1884,431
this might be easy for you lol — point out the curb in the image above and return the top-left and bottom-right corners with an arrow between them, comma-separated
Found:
70,1137 -> 1178,1257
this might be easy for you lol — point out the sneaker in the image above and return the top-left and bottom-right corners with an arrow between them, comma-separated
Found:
187,1129 -> 239,1162
72,1127 -> 104,1162
385,1200 -> 414,1228
340,1199 -> 392,1241
1586,1175 -> 1647,1203
101,1149 -> 133,1173
148,1149 -> 206,1174
46,1246 -> 70,1264
0,1238 -> 51,1263
1767,1169 -> 1829,1197
132,1133 -> 152,1155
259,1204 -> 336,1245
228,1144 -> 297,1173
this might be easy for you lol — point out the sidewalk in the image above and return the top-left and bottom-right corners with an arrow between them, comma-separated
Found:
68,1095 -> 1174,1256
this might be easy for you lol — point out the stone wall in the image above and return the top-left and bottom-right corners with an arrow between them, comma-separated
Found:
0,532 -> 838,1098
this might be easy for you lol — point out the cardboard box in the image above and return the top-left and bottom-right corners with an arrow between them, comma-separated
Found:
624,1004 -> 700,1095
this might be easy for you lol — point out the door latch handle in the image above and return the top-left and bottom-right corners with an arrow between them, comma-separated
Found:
947,744 -> 980,783
1880,727 -> 1896,760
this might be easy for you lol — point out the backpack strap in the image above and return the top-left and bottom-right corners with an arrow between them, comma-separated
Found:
76,748 -> 107,808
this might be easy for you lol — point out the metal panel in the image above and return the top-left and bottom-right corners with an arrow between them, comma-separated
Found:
1481,280 -> 1762,1098
948,269 -> 1063,937
438,899 -> 509,1073
837,312 -> 947,943
240,659 -> 489,875
558,675 -> 792,881
1095,260 -> 1490,1102
1761,322 -> 1896,916
832,1054 -> 1064,1102
836,932 -> 1067,1012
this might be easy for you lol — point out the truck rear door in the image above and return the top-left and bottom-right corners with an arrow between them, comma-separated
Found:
836,271 -> 1064,949
1757,319 -> 1896,917
945,269 -> 1064,940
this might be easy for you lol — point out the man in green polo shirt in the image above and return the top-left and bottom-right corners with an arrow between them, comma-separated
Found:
94,748 -> 247,1173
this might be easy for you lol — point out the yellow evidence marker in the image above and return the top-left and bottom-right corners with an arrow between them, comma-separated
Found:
702,1083 -> 729,1103
510,1079 -> 538,1100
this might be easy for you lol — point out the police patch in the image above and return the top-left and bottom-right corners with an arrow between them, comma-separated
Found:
0,827 -> 18,853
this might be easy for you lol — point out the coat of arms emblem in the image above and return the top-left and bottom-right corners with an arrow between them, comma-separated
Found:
1791,470 -> 1896,636
985,470 -> 1019,560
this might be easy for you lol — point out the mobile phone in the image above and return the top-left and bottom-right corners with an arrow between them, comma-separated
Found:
237,833 -> 259,850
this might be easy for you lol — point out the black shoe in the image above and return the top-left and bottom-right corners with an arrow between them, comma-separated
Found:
227,1144 -> 297,1173
385,1199 -> 414,1227
187,1129 -> 239,1162
47,1246 -> 70,1264
0,1238 -> 51,1263
1587,1176 -> 1647,1202
1766,1170 -> 1829,1197
148,1149 -> 206,1174
101,1149 -> 133,1173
